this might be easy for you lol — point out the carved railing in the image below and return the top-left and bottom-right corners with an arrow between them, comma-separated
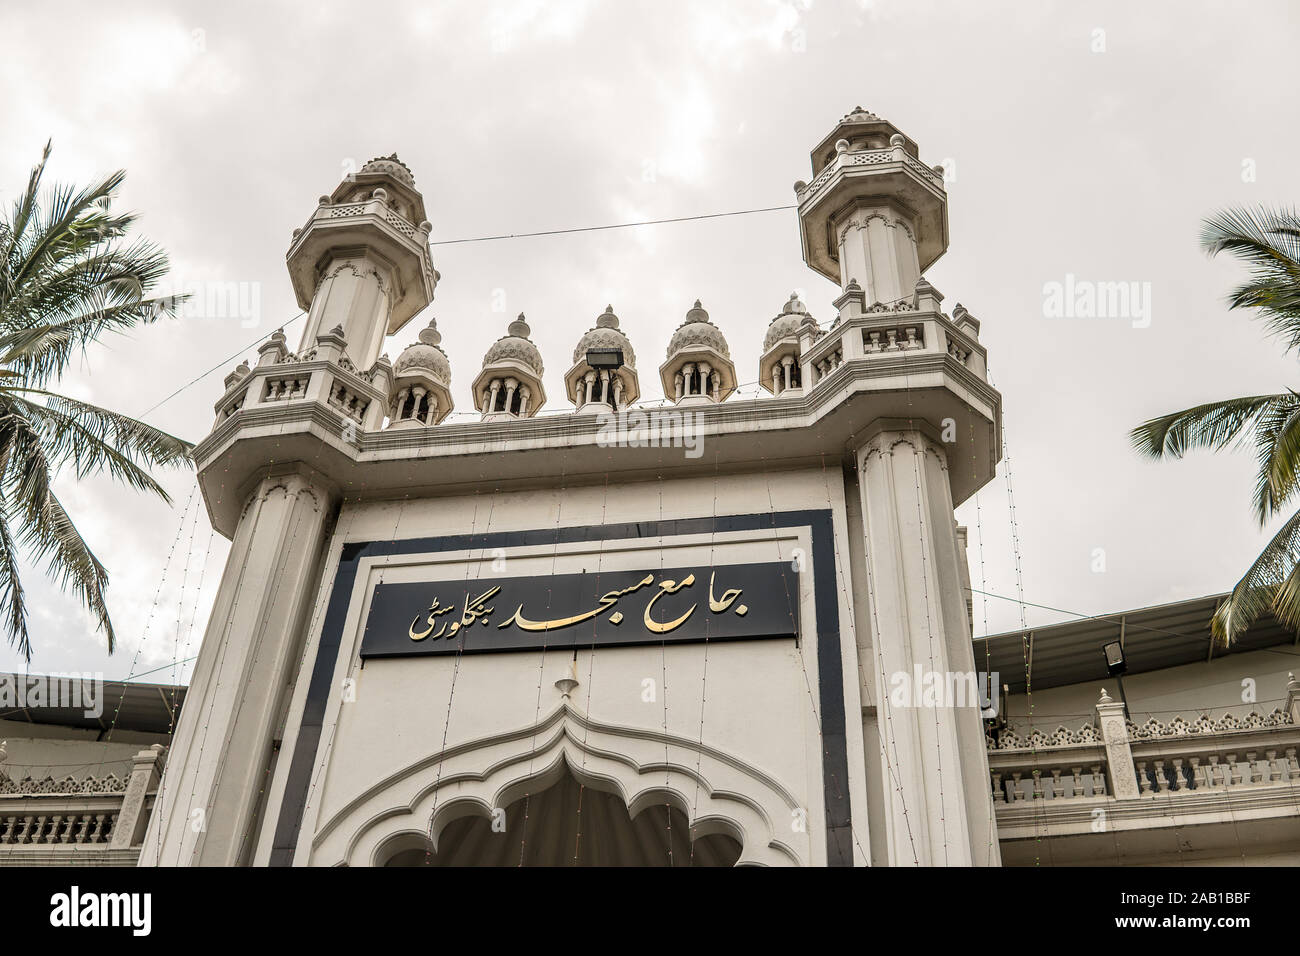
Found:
0,746 -> 164,864
988,683 -> 1300,810
213,327 -> 391,434
309,198 -> 425,242
803,297 -> 987,390
796,144 -> 945,206
1,797 -> 121,845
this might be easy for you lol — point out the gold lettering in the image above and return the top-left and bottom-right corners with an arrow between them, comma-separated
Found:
708,571 -> 743,613
409,598 -> 453,642
644,574 -> 697,634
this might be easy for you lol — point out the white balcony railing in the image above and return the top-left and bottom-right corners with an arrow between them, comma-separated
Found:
0,745 -> 164,866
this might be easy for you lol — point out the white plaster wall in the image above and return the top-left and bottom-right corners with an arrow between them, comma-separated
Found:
257,466 -> 871,866
0,722 -> 166,781
1003,649 -> 1297,729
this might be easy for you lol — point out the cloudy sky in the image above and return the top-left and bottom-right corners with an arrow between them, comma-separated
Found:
1,0 -> 1297,682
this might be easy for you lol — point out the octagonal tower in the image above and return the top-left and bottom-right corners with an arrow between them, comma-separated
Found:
286,154 -> 440,370
795,106 -> 947,307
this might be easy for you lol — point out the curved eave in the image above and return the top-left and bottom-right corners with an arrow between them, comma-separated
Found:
194,353 -> 1001,537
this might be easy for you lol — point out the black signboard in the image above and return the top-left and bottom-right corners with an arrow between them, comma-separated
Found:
359,562 -> 799,658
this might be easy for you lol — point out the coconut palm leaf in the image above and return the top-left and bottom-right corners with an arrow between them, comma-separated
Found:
1136,204 -> 1300,645
1129,394 -> 1292,460
1211,506 -> 1300,645
1200,206 -> 1300,354
0,143 -> 192,660
1250,396 -> 1300,524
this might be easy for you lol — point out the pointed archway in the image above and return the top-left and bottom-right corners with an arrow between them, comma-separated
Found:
311,703 -> 807,866
380,765 -> 741,866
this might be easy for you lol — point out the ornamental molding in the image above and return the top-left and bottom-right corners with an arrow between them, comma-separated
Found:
858,431 -> 949,471
314,702 -> 804,867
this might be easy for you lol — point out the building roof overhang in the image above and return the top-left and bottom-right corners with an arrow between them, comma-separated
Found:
977,594 -> 1298,693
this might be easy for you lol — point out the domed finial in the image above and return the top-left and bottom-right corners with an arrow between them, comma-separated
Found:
1098,687 -> 1112,704
685,300 -> 710,324
418,317 -> 442,347
596,305 -> 619,329
508,313 -> 531,338
889,133 -> 905,147
783,292 -> 807,314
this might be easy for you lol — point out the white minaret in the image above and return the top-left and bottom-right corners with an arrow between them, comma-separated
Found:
796,107 -> 999,866
140,155 -> 439,866
286,154 -> 439,369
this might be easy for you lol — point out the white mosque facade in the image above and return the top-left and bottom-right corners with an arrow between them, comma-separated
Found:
1,110 -> 1297,866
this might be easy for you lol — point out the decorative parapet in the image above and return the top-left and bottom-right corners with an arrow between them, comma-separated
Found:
988,706 -> 1295,751
987,687 -> 1300,811
802,297 -> 987,389
0,746 -> 164,860
796,144 -> 944,207
212,327 -> 391,434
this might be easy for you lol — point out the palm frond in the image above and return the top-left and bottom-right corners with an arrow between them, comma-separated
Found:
0,144 -> 187,660
1200,205 -> 1300,355
0,501 -> 30,660
1210,506 -> 1300,645
6,390 -> 193,499
1252,397 -> 1300,524
0,408 -> 114,652
1130,394 -> 1292,460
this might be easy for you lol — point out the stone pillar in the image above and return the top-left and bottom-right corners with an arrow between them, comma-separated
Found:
139,469 -> 337,866
1097,688 -> 1140,800
110,744 -> 165,849
856,427 -> 999,865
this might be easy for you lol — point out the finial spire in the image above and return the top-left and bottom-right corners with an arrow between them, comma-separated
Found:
508,313 -> 531,338
418,317 -> 442,347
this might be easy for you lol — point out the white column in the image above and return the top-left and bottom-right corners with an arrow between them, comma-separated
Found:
139,470 -> 336,866
856,428 -> 998,866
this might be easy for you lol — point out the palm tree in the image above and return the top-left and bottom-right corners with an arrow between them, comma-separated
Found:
0,142 -> 192,661
1131,205 -> 1300,646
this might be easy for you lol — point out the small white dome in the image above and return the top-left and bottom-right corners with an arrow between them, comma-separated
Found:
573,306 -> 636,368
360,153 -> 415,188
484,314 -> 544,377
394,318 -> 450,384
666,300 -> 730,359
763,293 -> 819,352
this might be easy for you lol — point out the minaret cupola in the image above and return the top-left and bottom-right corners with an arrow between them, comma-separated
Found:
389,317 -> 453,427
286,153 -> 439,371
565,306 -> 639,412
659,300 -> 735,405
471,314 -> 546,421
760,293 -> 819,396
